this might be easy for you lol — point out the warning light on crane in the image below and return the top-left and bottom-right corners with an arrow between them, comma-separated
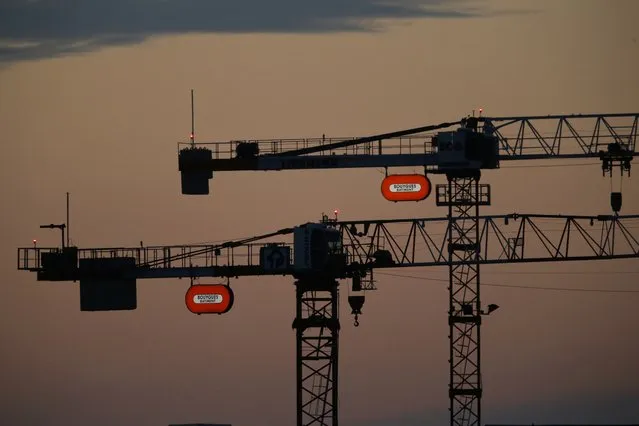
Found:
185,284 -> 234,315
381,174 -> 432,202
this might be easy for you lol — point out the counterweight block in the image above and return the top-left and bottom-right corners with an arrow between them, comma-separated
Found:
37,247 -> 78,281
179,147 -> 213,195
79,257 -> 137,311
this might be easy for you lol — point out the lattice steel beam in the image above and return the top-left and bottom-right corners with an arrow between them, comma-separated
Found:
339,213 -> 639,270
292,278 -> 340,426
436,171 -> 488,426
18,214 -> 639,278
482,113 -> 638,157
176,113 -> 637,171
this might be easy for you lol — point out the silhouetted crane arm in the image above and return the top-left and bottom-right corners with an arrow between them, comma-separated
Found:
138,227 -> 295,270
481,113 -> 638,157
267,121 -> 460,157
338,213 -> 639,270
177,113 -> 637,173
18,213 -> 639,281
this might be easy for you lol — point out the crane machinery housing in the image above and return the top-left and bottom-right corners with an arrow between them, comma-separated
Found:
17,111 -> 638,426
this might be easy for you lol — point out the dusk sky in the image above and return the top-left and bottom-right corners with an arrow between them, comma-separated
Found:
1,0 -> 638,425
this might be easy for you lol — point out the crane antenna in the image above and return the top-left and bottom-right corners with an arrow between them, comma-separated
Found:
66,192 -> 70,247
190,89 -> 195,145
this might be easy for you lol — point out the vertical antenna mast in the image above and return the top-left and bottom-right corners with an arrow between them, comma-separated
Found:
190,89 -> 195,145
66,192 -> 70,247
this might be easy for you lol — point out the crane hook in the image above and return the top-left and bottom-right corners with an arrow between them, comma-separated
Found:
348,294 -> 365,327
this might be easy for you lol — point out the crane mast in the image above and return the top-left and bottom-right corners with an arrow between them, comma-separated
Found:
17,112 -> 638,426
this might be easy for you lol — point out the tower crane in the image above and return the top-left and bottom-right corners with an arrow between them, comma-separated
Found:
16,112 -> 638,426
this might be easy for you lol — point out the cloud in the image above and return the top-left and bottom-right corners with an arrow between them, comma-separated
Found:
0,0 -> 486,62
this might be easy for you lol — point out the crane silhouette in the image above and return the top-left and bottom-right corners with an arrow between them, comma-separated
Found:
18,111 -> 638,426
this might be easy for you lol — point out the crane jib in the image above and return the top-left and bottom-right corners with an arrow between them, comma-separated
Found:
280,156 -> 340,169
203,152 -> 617,172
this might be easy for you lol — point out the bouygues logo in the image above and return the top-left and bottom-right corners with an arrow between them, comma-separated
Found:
185,284 -> 234,314
381,174 -> 432,202
193,294 -> 223,304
